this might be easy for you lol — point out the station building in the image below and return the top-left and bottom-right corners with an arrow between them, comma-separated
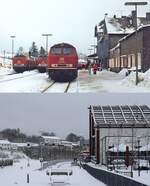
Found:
89,105 -> 150,165
95,12 -> 150,69
109,25 -> 150,72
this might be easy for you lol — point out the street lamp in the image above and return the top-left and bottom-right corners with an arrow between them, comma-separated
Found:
10,35 -> 16,60
125,1 -> 148,85
42,33 -> 53,54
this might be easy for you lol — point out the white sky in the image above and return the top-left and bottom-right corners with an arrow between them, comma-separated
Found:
0,94 -> 150,139
0,0 -> 150,54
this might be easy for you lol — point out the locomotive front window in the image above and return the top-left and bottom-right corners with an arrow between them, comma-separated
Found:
63,48 -> 72,55
51,48 -> 62,55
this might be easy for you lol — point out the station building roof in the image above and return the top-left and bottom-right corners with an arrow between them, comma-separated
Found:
90,105 -> 150,128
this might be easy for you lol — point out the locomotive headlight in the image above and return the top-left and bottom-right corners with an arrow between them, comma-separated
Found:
51,64 -> 57,67
68,64 -> 73,67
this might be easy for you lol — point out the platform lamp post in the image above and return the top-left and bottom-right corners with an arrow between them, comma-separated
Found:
125,1 -> 148,85
42,33 -> 53,54
10,35 -> 16,63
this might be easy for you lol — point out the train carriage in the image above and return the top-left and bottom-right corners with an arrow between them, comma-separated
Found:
48,43 -> 78,81
13,54 -> 37,73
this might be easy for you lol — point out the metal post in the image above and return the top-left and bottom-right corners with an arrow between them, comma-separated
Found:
95,128 -> 100,164
137,138 -> 140,176
135,4 -> 138,85
27,173 -> 29,183
131,126 -> 134,178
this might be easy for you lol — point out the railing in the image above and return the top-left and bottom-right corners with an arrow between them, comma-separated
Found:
82,164 -> 148,186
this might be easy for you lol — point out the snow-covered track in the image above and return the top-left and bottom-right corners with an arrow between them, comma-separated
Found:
0,71 -> 38,84
42,82 -> 71,93
0,72 -> 17,78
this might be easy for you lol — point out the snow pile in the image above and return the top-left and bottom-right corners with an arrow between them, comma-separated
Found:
139,69 -> 150,88
121,72 -> 144,86
0,150 -> 9,159
120,69 -> 150,88
0,150 -> 27,161
119,68 -> 128,77
0,67 -> 13,76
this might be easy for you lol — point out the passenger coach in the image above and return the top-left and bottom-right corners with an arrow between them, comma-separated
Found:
48,43 -> 78,81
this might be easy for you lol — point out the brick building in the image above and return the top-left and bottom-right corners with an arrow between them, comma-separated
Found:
109,25 -> 150,72
95,12 -> 150,69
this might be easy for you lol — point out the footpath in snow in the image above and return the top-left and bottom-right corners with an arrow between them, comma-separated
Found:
0,157 -> 106,186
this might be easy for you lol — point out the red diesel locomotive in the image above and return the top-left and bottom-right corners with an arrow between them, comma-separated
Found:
36,55 -> 47,73
13,54 -> 37,73
47,43 -> 78,81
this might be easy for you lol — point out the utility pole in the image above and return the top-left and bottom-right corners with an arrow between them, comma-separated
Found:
125,1 -> 148,85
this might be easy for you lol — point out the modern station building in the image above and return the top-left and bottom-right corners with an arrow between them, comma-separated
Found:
89,105 -> 150,165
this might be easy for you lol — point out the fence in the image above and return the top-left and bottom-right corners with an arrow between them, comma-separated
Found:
82,164 -> 148,186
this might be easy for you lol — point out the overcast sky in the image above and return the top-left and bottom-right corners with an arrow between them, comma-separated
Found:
0,0 -> 150,54
0,93 -> 149,139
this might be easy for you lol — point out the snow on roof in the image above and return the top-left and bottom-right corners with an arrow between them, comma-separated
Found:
0,139 -> 11,144
105,17 -> 134,34
119,24 -> 150,42
109,144 -> 131,152
140,144 -> 150,151
12,143 -> 27,147
41,136 -> 61,140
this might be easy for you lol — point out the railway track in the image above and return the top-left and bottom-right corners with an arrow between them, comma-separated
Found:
41,81 -> 56,93
0,71 -> 39,84
41,81 -> 71,93
64,82 -> 71,93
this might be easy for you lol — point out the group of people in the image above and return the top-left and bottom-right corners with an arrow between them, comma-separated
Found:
88,62 -> 100,75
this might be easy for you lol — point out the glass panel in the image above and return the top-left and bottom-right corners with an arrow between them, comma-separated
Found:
51,47 -> 62,54
63,48 -> 72,55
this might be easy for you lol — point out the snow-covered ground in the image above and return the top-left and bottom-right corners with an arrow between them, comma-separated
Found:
0,157 -> 106,186
0,67 -> 150,92
78,69 -> 150,93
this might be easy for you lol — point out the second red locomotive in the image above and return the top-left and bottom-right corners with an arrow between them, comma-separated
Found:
47,43 -> 78,81
36,55 -> 47,73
